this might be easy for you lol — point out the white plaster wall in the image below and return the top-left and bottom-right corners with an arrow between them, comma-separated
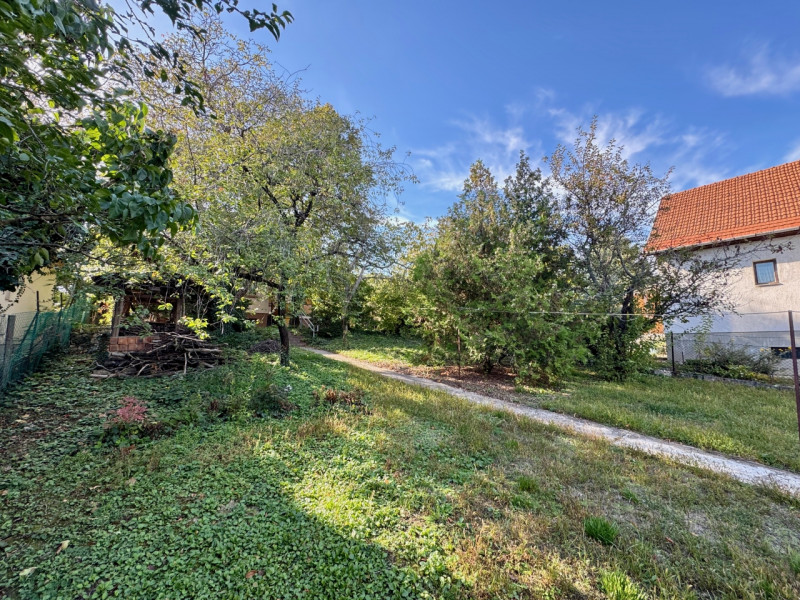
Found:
669,234 -> 800,334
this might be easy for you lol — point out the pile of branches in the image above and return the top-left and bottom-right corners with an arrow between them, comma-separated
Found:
94,332 -> 225,378
249,339 -> 281,354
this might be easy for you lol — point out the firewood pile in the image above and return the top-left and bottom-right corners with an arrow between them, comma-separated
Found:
93,332 -> 225,378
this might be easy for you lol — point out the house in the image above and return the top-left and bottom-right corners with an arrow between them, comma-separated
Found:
647,160 -> 800,366
0,271 -> 57,315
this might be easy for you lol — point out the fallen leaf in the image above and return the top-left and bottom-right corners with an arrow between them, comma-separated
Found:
126,477 -> 137,486
0,490 -> 8,496
56,540 -> 70,555
245,570 -> 257,579
19,567 -> 36,577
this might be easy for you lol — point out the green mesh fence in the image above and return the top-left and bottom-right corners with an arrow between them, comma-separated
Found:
0,301 -> 89,391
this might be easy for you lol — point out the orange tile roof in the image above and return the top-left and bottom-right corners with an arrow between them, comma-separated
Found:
647,160 -> 800,251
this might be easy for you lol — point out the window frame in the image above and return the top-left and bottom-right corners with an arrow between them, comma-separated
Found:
753,259 -> 779,286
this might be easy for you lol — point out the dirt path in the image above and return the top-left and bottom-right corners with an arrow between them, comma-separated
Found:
303,346 -> 800,497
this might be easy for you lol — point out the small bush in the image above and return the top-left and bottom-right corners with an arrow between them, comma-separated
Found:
313,386 -> 368,411
683,341 -> 781,380
599,570 -> 647,600
102,396 -> 163,446
584,516 -> 619,545
110,396 -> 147,424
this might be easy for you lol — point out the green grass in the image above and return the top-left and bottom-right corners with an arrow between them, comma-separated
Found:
599,570 -> 647,600
542,374 -> 800,472
584,516 -> 620,545
308,331 -> 430,367
1,346 -> 800,598
313,331 -> 800,473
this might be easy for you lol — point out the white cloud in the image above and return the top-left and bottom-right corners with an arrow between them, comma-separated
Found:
667,127 -> 730,190
550,107 -> 668,159
784,139 -> 800,162
548,107 -> 734,190
708,44 -> 800,97
413,115 -> 542,193
411,98 -> 735,202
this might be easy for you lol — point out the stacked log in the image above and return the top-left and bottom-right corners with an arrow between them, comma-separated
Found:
93,332 -> 224,378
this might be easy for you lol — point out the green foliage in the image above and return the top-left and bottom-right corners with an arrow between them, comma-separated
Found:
128,20 -> 412,359
249,384 -> 296,418
584,516 -> 619,545
588,316 -> 655,381
683,341 -> 782,380
548,117 -> 735,381
365,274 -> 422,335
309,331 -> 432,367
516,475 -> 540,494
599,570 -> 647,600
789,550 -> 800,575
413,154 -> 581,383
1,102 -> 194,290
0,0 -> 291,289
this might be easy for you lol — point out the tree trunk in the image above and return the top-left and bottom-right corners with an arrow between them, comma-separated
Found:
340,268 -> 365,349
278,320 -> 290,366
341,316 -> 349,348
277,286 -> 290,366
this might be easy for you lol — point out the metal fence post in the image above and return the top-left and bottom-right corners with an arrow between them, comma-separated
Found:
2,315 -> 16,388
669,331 -> 676,376
788,310 -> 800,446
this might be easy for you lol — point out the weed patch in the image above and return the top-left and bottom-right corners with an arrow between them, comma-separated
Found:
584,516 -> 619,545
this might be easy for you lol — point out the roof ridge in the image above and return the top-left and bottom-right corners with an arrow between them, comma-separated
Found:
668,159 -> 800,197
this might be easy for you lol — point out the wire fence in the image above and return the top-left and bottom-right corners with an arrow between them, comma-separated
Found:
666,311 -> 800,379
0,300 -> 89,392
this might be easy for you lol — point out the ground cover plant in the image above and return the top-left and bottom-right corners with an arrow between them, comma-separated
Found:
1,342 -> 800,598
310,331 -> 800,473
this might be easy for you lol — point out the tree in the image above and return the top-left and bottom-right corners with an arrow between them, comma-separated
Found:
318,221 -> 412,346
130,20 -> 411,364
0,0 -> 292,290
548,118 -> 741,379
414,155 -> 580,383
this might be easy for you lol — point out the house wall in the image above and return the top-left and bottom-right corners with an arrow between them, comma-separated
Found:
0,272 -> 57,315
665,234 -> 800,374
668,234 -> 800,335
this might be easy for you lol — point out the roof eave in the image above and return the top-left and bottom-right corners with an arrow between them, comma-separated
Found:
647,226 -> 800,255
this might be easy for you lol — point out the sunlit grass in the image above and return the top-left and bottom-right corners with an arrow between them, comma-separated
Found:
314,331 -> 800,473
1,348 -> 799,598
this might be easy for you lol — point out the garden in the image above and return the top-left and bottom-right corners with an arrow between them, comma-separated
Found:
4,2 -> 800,598
1,333 -> 800,599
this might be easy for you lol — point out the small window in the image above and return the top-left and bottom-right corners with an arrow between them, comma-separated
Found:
754,260 -> 778,285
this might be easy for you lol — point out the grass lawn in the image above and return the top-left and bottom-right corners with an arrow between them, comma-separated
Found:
308,331 -> 800,473
311,332 -> 430,367
1,338 -> 800,598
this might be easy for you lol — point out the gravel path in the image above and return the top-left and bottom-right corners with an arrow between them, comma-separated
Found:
304,346 -> 800,497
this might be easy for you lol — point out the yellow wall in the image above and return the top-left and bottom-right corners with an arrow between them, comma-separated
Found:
1,272 -> 57,315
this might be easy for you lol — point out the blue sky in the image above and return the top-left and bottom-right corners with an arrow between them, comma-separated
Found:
164,1 -> 800,222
